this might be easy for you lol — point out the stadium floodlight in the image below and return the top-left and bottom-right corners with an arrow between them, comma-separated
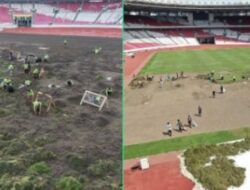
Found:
80,90 -> 108,111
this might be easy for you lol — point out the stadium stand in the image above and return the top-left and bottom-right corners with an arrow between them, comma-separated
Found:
124,0 -> 250,52
0,1 -> 122,26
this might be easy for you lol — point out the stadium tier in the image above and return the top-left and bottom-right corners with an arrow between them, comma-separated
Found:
124,0 -> 250,51
126,0 -> 250,6
0,2 -> 122,26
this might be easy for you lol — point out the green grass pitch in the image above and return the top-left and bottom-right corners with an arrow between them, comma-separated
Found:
125,127 -> 250,159
140,48 -> 250,83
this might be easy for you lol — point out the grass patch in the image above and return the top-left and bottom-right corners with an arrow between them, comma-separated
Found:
56,176 -> 83,190
0,175 -> 49,190
140,48 -> 250,83
125,127 -> 250,159
0,108 -> 11,118
0,160 -> 25,176
27,161 -> 51,175
184,138 -> 250,190
87,160 -> 116,178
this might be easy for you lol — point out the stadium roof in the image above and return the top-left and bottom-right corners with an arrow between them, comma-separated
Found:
126,0 -> 250,6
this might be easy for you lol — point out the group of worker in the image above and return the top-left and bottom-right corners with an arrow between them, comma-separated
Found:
1,41 -> 113,115
159,71 -> 185,88
212,85 -> 225,98
0,49 -> 51,115
208,71 -> 238,83
165,106 -> 202,136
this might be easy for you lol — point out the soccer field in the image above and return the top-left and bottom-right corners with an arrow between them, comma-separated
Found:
140,48 -> 250,82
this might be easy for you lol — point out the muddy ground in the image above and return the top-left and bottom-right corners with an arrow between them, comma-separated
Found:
0,33 -> 122,189
125,74 -> 250,145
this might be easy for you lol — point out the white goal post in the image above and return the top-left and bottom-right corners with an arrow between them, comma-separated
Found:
80,90 -> 107,111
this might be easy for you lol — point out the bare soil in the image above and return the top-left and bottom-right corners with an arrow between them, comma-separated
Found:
125,74 -> 250,145
0,33 -> 122,189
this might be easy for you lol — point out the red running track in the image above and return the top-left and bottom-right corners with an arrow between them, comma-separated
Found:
1,27 -> 121,38
125,152 -> 194,190
125,51 -> 154,86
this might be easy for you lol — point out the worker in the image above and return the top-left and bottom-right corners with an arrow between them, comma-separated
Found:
105,87 -> 113,97
211,70 -> 215,76
39,67 -> 45,78
6,84 -> 15,93
44,54 -> 49,62
33,68 -> 39,79
66,80 -> 73,87
220,85 -> 224,94
94,47 -> 102,55
198,105 -> 202,117
95,96 -> 102,104
2,78 -> 12,90
187,115 -> 192,128
27,89 -> 34,98
2,78 -> 14,93
165,122 -> 172,137
212,90 -> 216,98
233,76 -> 236,82
159,76 -> 164,88
24,80 -> 32,86
181,71 -> 184,78
220,74 -> 224,80
8,64 -> 14,76
9,51 -> 13,61
177,119 -> 185,132
64,39 -> 68,47
33,100 -> 42,115
23,62 -> 31,74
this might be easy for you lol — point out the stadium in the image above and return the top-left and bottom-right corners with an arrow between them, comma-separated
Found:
124,0 -> 250,190
0,0 -> 122,37
0,0 -> 121,189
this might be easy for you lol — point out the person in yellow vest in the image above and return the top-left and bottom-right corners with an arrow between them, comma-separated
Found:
23,62 -> 31,74
33,100 -> 42,115
94,47 -> 102,55
24,80 -> 32,86
44,54 -> 49,62
105,87 -> 113,97
27,89 -> 34,98
26,89 -> 34,103
8,64 -> 14,76
64,39 -> 68,47
95,96 -> 102,105
2,78 -> 12,90
2,78 -> 14,93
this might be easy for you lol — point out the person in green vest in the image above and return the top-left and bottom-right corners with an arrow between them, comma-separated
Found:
23,62 -> 31,74
95,96 -> 102,105
64,39 -> 68,47
105,87 -> 113,97
8,64 -> 14,76
94,47 -> 102,55
26,89 -> 34,102
33,68 -> 39,79
233,76 -> 236,82
44,54 -> 49,62
27,89 -> 34,98
33,100 -> 42,115
24,80 -> 32,86
2,78 -> 12,90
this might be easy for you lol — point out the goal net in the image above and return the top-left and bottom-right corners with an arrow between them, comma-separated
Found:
80,90 -> 107,111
